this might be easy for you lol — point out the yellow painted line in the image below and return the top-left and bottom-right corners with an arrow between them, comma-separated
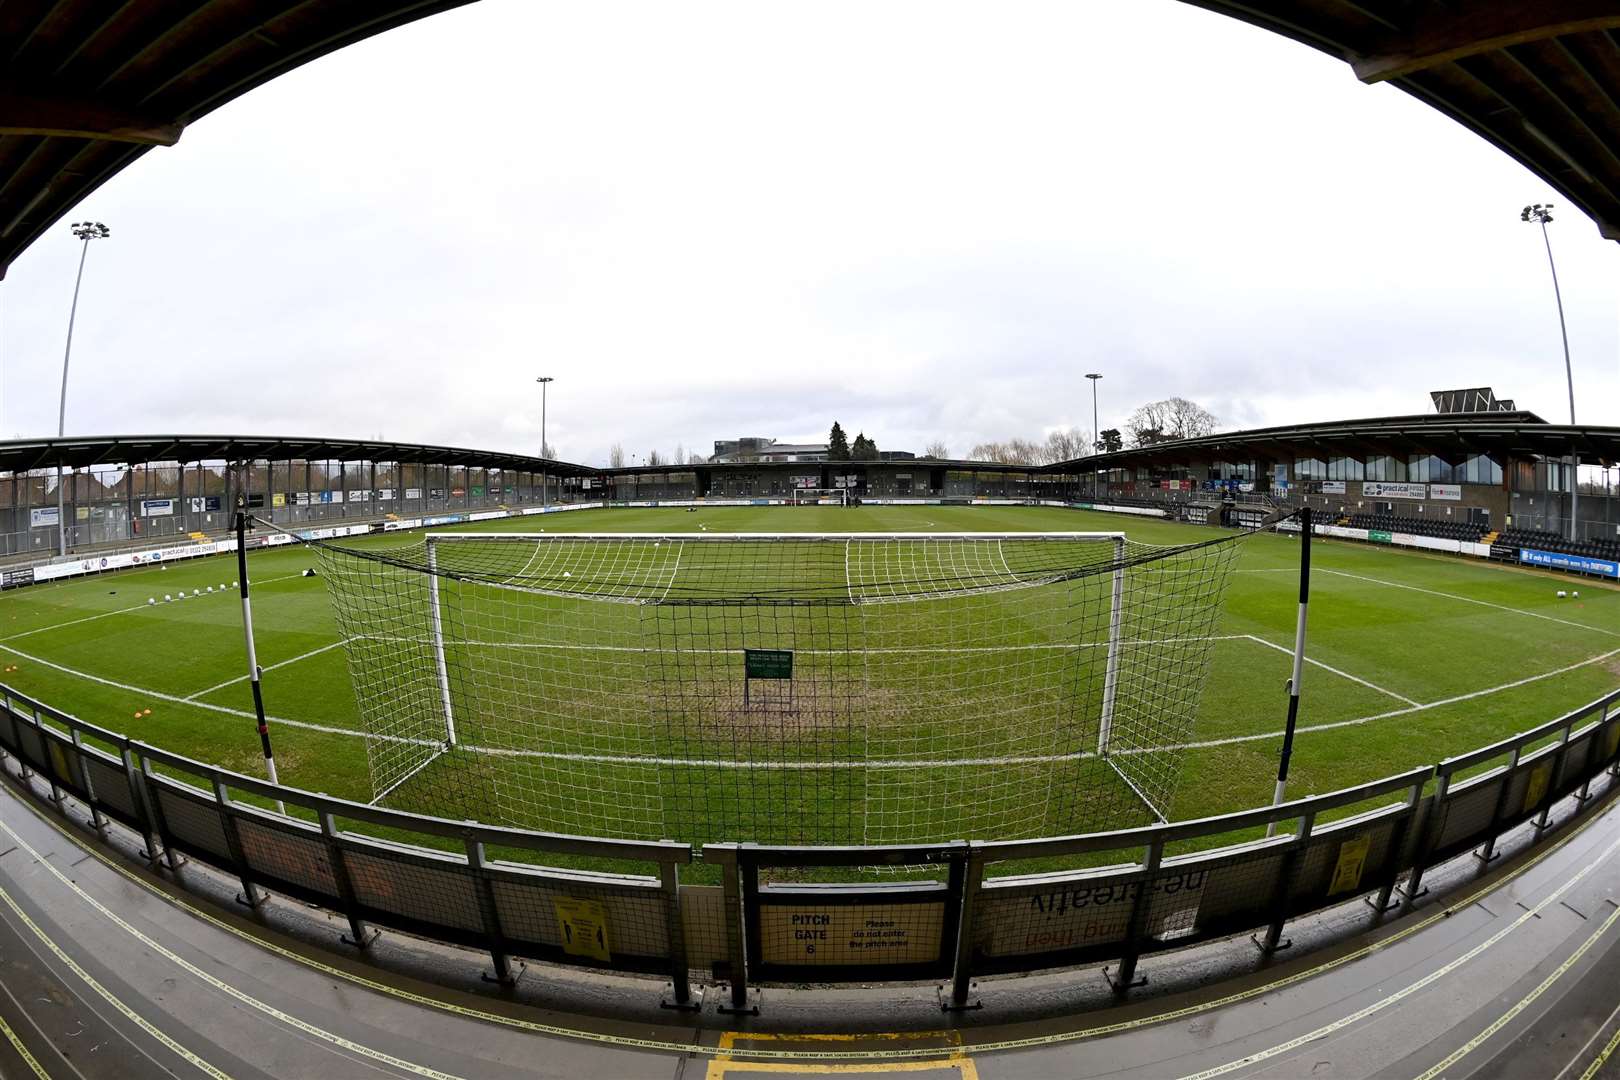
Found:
1174,828 -> 1620,1079
0,878 -> 232,1079
0,1010 -> 50,1080
711,1030 -> 976,1078
1415,901 -> 1620,1080
0,817 -> 467,1080
1579,1023 -> 1620,1080
3,767 -> 1618,1064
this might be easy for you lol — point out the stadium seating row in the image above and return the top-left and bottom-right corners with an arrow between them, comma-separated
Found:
1346,513 -> 1486,543
1496,528 -> 1620,562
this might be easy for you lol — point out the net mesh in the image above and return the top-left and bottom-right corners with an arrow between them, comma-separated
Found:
310,531 -> 1247,846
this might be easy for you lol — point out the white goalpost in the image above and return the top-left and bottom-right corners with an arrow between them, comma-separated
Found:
315,530 -> 1243,844
791,488 -> 848,506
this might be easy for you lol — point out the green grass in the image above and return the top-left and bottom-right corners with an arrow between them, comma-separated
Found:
4,505 -> 1618,873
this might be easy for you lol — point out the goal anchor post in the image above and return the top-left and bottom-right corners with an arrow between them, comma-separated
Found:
235,509 -> 284,813
1267,505 -> 1312,836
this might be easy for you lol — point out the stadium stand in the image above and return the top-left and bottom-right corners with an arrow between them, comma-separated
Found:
1347,513 -> 1487,543
1495,528 -> 1620,563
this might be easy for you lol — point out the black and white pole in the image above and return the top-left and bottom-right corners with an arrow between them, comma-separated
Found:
235,508 -> 284,813
1267,505 -> 1312,837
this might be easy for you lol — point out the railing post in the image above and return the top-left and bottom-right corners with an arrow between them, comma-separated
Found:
710,845 -> 754,1015
464,836 -> 516,986
1255,811 -> 1313,956
1105,837 -> 1162,994
70,728 -> 106,833
1476,746 -> 1522,866
658,860 -> 696,1010
212,776 -> 262,909
1402,770 -> 1451,910
319,811 -> 376,949
945,847 -> 986,1011
122,746 -> 163,863
1577,704 -> 1610,804
1535,722 -> 1575,832
139,757 -> 184,871
1370,778 -> 1425,916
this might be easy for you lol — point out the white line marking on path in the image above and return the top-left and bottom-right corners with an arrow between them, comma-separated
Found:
1243,634 -> 1420,706
182,641 -> 346,701
1320,568 -> 1619,638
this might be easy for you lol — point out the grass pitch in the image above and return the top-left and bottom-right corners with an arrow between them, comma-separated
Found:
2,504 -> 1617,857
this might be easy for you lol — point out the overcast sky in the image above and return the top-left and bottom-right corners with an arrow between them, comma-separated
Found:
2,0 -> 1616,467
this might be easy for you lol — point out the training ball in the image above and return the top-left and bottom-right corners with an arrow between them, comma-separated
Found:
193,589 -> 201,596
220,584 -> 227,590
563,571 -> 572,577
1573,591 -> 1580,598
1557,590 -> 1568,598
232,580 -> 239,588
206,586 -> 214,593
164,594 -> 171,601
147,598 -> 155,605
143,708 -> 151,716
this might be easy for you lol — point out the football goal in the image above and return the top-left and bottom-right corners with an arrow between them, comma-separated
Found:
310,531 -> 1246,846
791,488 -> 848,506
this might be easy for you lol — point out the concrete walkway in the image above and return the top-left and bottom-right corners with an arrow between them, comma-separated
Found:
1,766 -> 1618,1079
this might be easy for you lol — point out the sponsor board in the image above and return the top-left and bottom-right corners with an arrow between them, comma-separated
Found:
758,903 -> 943,966
271,493 -> 286,507
1519,547 -> 1619,578
2,568 -> 36,590
1320,481 -> 1346,495
140,498 -> 175,517
347,489 -> 371,502
406,488 -> 423,500
378,488 -> 395,500
980,869 -> 1205,958
1362,481 -> 1427,500
1369,529 -> 1393,543
29,507 -> 60,529
1429,483 -> 1462,501
188,496 -> 223,513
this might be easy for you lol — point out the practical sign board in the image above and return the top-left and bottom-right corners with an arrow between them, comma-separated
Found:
744,649 -> 794,680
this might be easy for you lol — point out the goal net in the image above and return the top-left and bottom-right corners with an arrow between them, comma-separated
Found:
791,489 -> 848,506
310,531 -> 1245,846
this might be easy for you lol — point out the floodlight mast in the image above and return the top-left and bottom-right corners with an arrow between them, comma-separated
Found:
56,221 -> 110,557
1521,203 -> 1579,541
1086,373 -> 1103,499
536,375 -> 554,506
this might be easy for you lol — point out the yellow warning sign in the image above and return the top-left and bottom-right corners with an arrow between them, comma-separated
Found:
554,897 -> 612,962
1328,834 -> 1372,895
1522,760 -> 1554,814
48,740 -> 73,785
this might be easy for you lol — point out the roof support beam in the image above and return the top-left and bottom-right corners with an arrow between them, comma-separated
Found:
1352,3 -> 1620,83
0,84 -> 182,145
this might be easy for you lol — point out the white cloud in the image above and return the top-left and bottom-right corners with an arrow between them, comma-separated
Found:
2,0 -> 1615,466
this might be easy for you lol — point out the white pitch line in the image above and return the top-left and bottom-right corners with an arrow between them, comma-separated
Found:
1168,645 -> 1620,753
1243,634 -> 1420,706
1320,568 -> 1620,638
0,641 -> 432,749
0,571 -> 312,644
182,640 -> 346,701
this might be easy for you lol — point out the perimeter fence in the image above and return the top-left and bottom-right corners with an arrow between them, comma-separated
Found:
0,681 -> 1616,1012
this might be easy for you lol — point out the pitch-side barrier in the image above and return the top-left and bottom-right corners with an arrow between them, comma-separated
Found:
2,682 -> 1616,1012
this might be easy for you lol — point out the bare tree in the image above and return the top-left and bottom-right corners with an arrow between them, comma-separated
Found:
922,440 -> 950,459
1126,397 -> 1219,447
647,449 -> 665,467
609,443 -> 626,468
1042,426 -> 1090,463
675,443 -> 686,465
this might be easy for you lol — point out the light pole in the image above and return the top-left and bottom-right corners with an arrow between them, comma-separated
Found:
1086,372 -> 1103,499
57,221 -> 111,556
1521,203 -> 1578,541
536,376 -> 554,506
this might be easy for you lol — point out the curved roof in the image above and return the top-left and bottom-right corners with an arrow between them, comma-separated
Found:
1184,1 -> 1620,240
5,3 -> 1620,281
0,0 -> 472,279
1053,411 -> 1620,472
0,434 -> 594,476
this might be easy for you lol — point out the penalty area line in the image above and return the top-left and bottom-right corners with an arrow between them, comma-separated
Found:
1242,634 -> 1420,707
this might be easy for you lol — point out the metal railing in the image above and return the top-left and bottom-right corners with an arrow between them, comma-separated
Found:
1,681 -> 1617,1015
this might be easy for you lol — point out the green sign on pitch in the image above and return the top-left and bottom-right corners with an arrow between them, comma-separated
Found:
745,648 -> 794,680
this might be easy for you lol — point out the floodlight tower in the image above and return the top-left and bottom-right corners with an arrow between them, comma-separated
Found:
56,221 -> 111,556
1521,203 -> 1578,541
1086,372 -> 1103,499
536,375 -> 554,506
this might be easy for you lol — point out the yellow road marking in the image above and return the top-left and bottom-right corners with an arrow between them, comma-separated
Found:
1415,901 -> 1620,1079
0,817 -> 467,1080
1175,828 -> 1620,1079
0,1009 -> 51,1080
2,766 -> 1617,1064
710,1031 -> 977,1077
1579,1023 -> 1620,1080
0,877 -> 232,1079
